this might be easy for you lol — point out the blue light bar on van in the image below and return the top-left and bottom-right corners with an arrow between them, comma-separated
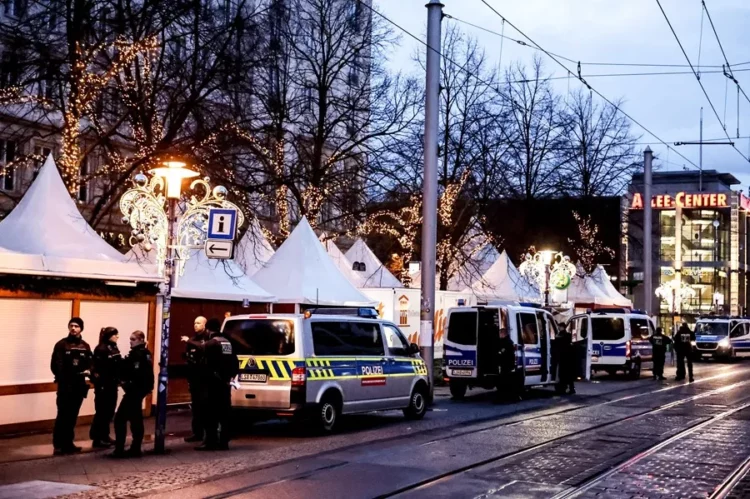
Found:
519,302 -> 542,308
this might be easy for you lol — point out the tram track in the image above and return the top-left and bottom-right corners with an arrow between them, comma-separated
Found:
377,378 -> 750,499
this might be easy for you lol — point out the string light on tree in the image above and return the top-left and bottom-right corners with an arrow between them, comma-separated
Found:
568,211 -> 615,274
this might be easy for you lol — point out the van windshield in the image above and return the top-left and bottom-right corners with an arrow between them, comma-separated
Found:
591,317 -> 625,341
223,319 -> 295,356
696,322 -> 728,337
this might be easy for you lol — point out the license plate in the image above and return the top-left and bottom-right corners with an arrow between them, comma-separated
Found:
702,353 -> 712,358
451,369 -> 473,377
239,373 -> 267,383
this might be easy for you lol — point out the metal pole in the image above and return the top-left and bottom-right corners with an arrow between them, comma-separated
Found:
544,264 -> 550,307
154,197 -> 177,454
644,147 -> 654,315
699,107 -> 703,192
420,0 -> 443,401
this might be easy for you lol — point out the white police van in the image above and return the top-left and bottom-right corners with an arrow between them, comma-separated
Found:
568,308 -> 654,379
443,304 -> 571,399
694,316 -> 750,361
222,308 -> 429,433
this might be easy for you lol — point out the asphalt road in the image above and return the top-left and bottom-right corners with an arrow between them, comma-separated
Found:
30,359 -> 750,499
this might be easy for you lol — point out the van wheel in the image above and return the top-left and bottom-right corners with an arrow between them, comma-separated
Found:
404,384 -> 428,420
629,361 -> 642,380
449,380 -> 467,400
316,393 -> 341,433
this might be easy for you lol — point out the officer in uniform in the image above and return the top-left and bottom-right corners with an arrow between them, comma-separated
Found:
497,328 -> 519,402
181,316 -> 208,443
112,330 -> 154,458
649,327 -> 672,381
50,317 -> 92,455
197,318 -> 238,451
90,327 -> 122,448
674,322 -> 695,382
555,324 -> 576,395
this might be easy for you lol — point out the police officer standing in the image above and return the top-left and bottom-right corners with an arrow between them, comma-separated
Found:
649,327 -> 672,381
181,316 -> 208,443
51,317 -> 92,455
112,331 -> 154,458
674,322 -> 695,382
197,318 -> 238,451
90,327 -> 121,448
497,328 -> 519,402
555,324 -> 576,395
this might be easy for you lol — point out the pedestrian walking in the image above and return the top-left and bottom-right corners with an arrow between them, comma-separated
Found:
649,327 -> 672,380
112,331 -> 154,458
496,328 -> 519,402
555,324 -> 576,395
51,317 -> 92,455
196,318 -> 238,451
90,327 -> 121,448
673,322 -> 695,382
181,316 -> 208,443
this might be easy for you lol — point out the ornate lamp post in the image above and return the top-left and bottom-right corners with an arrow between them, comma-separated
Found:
655,278 -> 696,332
120,157 -> 244,454
519,250 -> 575,306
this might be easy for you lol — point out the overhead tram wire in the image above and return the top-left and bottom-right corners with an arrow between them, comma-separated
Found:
444,13 -> 750,70
473,0 -> 700,171
653,0 -> 749,162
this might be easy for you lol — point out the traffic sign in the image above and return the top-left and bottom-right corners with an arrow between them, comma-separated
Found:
205,240 -> 234,259
207,208 -> 238,240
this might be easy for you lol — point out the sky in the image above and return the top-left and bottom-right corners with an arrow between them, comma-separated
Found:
377,0 -> 750,192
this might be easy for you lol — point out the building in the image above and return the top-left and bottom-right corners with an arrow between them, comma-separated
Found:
626,170 -> 750,327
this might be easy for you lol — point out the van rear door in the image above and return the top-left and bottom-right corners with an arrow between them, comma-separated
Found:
591,316 -> 627,366
445,309 -> 478,379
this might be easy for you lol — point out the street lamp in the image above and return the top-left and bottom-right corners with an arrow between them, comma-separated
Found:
120,156 -> 244,454
655,278 -> 696,331
519,250 -> 575,307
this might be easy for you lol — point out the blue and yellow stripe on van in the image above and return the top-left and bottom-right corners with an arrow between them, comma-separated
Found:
237,356 -> 428,381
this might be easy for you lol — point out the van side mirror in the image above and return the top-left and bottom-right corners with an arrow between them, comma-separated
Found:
408,343 -> 420,355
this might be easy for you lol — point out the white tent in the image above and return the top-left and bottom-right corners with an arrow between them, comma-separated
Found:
465,250 -> 540,302
448,244 -> 501,291
589,265 -> 633,308
345,238 -> 403,288
319,234 -> 365,287
253,217 -> 376,306
0,155 -> 159,282
235,218 -> 275,276
566,273 -> 614,306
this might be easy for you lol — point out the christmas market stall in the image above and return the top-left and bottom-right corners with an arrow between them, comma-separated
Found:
0,156 -> 161,432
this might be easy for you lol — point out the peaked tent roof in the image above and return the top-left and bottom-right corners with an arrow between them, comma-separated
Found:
235,218 -> 275,276
465,250 -> 540,302
345,238 -> 403,288
0,155 -> 159,281
589,265 -> 633,307
448,244 -> 501,291
253,218 -> 376,306
125,247 -> 275,302
566,273 -> 614,306
319,234 -> 365,287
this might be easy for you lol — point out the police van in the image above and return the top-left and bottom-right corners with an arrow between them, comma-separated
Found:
221,308 -> 429,433
568,308 -> 654,378
694,316 -> 750,361
443,304 -> 580,399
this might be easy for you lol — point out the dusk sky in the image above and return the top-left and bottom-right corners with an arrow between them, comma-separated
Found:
379,0 -> 750,191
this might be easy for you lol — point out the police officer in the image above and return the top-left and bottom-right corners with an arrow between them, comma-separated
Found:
90,327 -> 121,448
51,317 -> 92,455
674,322 -> 695,382
181,316 -> 208,443
649,327 -> 672,381
556,324 -> 576,395
112,331 -> 154,458
197,318 -> 238,451
497,328 -> 519,402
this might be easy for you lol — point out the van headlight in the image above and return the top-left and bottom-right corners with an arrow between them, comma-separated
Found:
719,338 -> 730,348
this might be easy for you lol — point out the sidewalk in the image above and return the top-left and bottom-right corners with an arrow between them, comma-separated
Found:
0,407 -> 194,465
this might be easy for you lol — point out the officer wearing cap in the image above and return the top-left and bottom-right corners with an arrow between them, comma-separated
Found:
197,318 -> 238,451
51,317 -> 92,455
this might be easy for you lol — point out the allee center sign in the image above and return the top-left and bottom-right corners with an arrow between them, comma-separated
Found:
631,191 -> 729,210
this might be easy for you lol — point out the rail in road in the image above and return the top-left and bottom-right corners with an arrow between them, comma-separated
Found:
177,365 -> 750,499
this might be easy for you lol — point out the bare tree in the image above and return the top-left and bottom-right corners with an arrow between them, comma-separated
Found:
559,88 -> 640,196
